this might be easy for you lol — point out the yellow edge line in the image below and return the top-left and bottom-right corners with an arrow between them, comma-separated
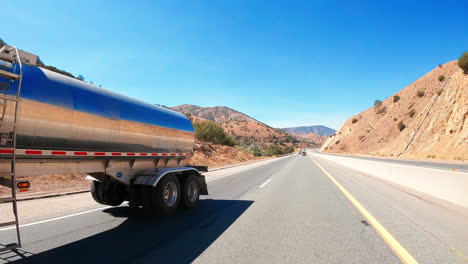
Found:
310,157 -> 418,264
450,248 -> 468,261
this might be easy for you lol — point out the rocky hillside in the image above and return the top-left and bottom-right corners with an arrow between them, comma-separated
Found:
172,104 -> 256,123
283,125 -> 336,136
188,141 -> 263,168
322,60 -> 467,161
172,104 -> 292,146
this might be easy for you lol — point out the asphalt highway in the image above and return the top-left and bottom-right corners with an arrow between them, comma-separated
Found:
1,154 -> 467,263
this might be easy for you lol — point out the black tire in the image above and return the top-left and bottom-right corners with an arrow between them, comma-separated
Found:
151,174 -> 181,217
180,175 -> 200,209
106,182 -> 125,206
91,180 -> 104,204
90,181 -> 125,206
141,186 -> 154,215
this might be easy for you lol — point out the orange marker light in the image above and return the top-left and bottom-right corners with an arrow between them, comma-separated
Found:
17,181 -> 30,189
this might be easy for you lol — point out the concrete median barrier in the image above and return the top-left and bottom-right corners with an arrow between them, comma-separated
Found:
310,151 -> 468,209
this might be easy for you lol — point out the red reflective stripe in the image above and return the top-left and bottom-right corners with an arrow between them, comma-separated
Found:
12,149 -> 193,157
26,150 -> 42,155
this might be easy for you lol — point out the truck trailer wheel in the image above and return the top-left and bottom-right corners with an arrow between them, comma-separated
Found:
91,181 -> 125,206
141,174 -> 181,217
180,175 -> 200,209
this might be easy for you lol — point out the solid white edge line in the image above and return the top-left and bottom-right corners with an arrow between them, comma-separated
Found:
259,178 -> 272,188
0,206 -> 113,232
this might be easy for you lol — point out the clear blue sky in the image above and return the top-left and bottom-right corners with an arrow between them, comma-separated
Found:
2,0 -> 467,129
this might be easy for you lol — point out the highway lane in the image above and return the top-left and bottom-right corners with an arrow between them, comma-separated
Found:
1,154 -> 467,263
312,149 -> 468,173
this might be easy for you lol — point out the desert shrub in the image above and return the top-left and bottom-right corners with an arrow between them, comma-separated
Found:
393,95 -> 400,102
438,75 -> 445,82
416,90 -> 425,97
374,100 -> 382,106
377,106 -> 387,114
250,147 -> 262,157
436,89 -> 443,96
408,109 -> 416,117
262,144 -> 283,156
393,118 -> 397,121
457,51 -> 468,73
352,118 -> 358,124
438,64 -> 443,68
282,146 -> 295,154
335,140 -> 340,144
193,120 -> 237,146
397,121 -> 406,131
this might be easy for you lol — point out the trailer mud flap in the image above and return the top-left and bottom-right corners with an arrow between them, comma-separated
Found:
195,175 -> 208,195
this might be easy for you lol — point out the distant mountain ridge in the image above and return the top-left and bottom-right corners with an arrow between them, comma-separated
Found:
282,125 -> 336,136
171,104 -> 287,145
171,104 -> 325,147
171,104 -> 258,123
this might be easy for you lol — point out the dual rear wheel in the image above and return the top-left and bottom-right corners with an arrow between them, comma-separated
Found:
141,174 -> 200,216
91,174 -> 201,216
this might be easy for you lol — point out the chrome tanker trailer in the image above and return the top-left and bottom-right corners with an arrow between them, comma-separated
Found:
0,46 -> 207,251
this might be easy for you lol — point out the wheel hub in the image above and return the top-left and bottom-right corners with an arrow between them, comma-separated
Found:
163,182 -> 178,206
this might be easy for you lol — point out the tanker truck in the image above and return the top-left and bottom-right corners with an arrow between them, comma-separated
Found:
0,46 -> 208,252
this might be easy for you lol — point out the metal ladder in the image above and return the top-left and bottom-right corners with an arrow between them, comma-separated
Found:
0,46 -> 23,252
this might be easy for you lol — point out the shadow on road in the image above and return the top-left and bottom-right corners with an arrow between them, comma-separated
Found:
12,199 -> 253,264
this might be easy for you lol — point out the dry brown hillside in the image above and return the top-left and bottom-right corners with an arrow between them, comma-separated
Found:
322,60 -> 467,161
171,104 -> 291,146
187,141 -> 264,168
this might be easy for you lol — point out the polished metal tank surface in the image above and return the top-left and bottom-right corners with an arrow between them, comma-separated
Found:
0,62 -> 194,158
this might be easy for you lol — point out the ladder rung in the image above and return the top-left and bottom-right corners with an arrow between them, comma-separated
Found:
0,70 -> 19,80
0,121 -> 16,126
0,221 -> 16,228
0,94 -> 18,101
0,147 -> 15,151
0,197 -> 15,203
0,243 -> 20,252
